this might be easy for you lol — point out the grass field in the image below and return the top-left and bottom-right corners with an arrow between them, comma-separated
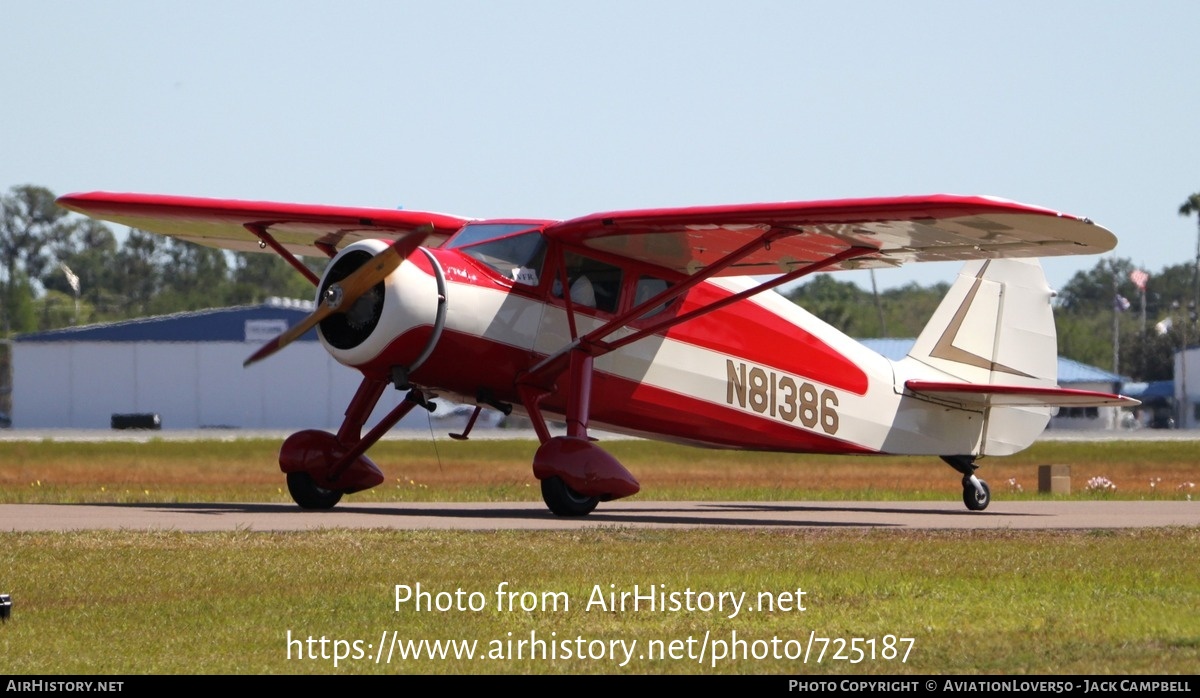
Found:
0,437 -> 1197,505
0,436 -> 1197,675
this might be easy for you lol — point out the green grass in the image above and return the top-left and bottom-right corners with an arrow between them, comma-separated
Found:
1,438 -> 1197,505
0,437 -> 1197,674
1,528 -> 1196,674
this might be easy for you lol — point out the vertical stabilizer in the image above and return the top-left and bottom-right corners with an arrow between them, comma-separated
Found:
907,258 -> 1057,455
909,258 -> 1057,387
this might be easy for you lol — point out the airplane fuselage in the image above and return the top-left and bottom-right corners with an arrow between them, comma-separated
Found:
319,233 -> 1008,459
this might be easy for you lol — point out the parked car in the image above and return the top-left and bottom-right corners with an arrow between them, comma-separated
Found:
1149,409 -> 1176,429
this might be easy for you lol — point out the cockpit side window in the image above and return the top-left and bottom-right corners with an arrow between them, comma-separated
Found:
552,252 -> 623,314
633,275 -> 674,319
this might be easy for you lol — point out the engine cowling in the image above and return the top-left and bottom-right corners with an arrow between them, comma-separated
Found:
317,239 -> 443,370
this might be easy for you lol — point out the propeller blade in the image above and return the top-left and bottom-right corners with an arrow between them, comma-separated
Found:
242,305 -> 335,367
244,225 -> 432,367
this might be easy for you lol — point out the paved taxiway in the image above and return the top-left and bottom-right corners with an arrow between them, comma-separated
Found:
2,500 -> 1196,532
5,426 -> 1200,443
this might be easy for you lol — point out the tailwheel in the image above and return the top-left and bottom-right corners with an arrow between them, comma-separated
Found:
540,476 -> 599,517
941,455 -> 990,512
286,471 -> 344,510
962,475 -> 990,511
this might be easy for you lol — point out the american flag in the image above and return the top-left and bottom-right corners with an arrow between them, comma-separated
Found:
1130,268 -> 1149,291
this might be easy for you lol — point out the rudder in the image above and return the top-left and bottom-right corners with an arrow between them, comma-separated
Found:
909,258 -> 1057,387
907,258 -> 1057,455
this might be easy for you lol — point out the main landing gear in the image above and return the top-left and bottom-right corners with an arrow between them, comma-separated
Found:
522,351 -> 641,517
278,375 -> 434,511
275,355 -> 641,517
941,455 -> 990,511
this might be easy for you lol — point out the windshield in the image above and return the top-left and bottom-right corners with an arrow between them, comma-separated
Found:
455,230 -> 547,287
445,222 -> 541,249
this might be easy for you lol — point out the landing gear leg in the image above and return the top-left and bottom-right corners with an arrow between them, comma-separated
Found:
941,455 -> 990,511
520,351 -> 639,517
279,375 -> 428,510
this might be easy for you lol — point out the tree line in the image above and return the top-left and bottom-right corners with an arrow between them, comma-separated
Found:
786,256 -> 1197,382
3,184 -> 1199,382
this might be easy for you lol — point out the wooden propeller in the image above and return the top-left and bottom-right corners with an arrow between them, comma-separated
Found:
244,227 -> 431,367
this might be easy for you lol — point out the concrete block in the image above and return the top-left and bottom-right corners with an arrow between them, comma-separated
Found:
1038,464 -> 1071,494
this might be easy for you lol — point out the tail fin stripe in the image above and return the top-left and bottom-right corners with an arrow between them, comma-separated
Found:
927,270 -> 1033,378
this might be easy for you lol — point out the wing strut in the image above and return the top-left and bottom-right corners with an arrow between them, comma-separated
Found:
517,242 -> 876,395
244,223 -> 322,286
603,244 -> 876,353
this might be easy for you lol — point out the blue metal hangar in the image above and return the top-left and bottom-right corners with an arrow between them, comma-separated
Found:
10,299 -> 418,430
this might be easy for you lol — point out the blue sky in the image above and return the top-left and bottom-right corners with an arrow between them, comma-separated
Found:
4,1 -> 1198,293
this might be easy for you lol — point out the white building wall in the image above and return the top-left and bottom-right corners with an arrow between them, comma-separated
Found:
76,344 -> 139,426
15,344 -> 73,427
1174,348 -> 1200,429
134,344 -> 200,427
197,344 -> 252,428
12,341 -> 425,430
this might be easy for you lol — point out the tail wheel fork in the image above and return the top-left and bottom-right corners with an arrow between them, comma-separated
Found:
941,455 -> 991,512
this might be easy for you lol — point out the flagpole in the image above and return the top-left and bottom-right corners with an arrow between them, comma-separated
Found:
1140,265 -> 1147,334
1112,259 -> 1120,376
1140,286 -> 1146,334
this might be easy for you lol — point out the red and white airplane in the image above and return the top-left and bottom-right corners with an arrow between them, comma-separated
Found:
57,192 -> 1138,514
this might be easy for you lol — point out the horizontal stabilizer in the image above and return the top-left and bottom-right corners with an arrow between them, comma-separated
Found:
905,380 -> 1140,408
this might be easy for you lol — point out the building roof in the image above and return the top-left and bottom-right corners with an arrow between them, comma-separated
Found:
858,338 -> 1125,385
1055,356 -> 1126,384
14,298 -> 318,343
1120,380 -> 1174,400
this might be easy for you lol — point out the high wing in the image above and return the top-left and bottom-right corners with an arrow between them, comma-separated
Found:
58,192 -> 1114,274
56,192 -> 471,256
543,194 -> 1116,275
